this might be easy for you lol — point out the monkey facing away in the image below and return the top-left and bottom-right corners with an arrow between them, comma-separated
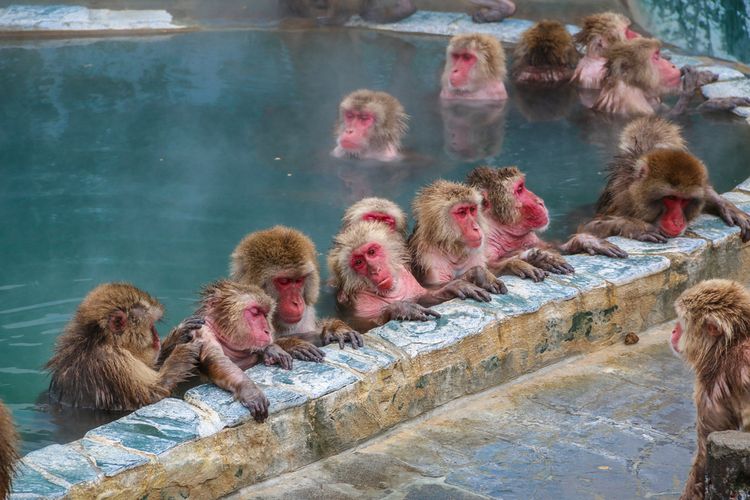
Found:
332,89 -> 408,162
231,226 -> 363,353
572,12 -> 638,89
671,280 -> 750,499
512,20 -> 580,86
46,283 -> 203,411
441,34 -> 508,102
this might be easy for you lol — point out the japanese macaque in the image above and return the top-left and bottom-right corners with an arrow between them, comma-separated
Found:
440,34 -> 508,102
572,12 -> 638,89
440,100 -> 506,160
467,166 -> 625,281
0,402 -> 17,499
408,180 -> 507,294
280,0 -> 416,25
617,117 -> 750,240
328,221 -> 490,328
512,20 -> 580,85
670,280 -> 750,500
231,226 -> 363,353
341,197 -> 408,239
470,0 -> 516,23
45,283 -> 202,411
332,89 -> 408,162
592,38 -> 682,116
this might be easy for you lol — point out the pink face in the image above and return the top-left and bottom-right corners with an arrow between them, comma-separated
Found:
339,109 -> 375,151
653,50 -> 681,89
513,179 -> 549,230
362,211 -> 397,231
350,242 -> 393,292
272,276 -> 306,324
243,304 -> 272,349
659,196 -> 690,237
449,51 -> 477,89
670,321 -> 682,353
452,202 -> 483,248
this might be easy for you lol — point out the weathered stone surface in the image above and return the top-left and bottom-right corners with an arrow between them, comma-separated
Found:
85,398 -> 204,455
246,361 -> 359,398
733,106 -> 750,118
736,180 -> 750,194
606,236 -> 707,256
487,276 -> 579,317
22,443 -> 100,486
706,430 -> 750,500
9,462 -> 68,499
546,264 -> 608,294
688,214 -> 740,245
560,254 -> 670,286
702,78 -> 750,100
321,344 -> 397,374
697,65 -> 746,82
79,438 -> 149,477
184,383 -> 308,428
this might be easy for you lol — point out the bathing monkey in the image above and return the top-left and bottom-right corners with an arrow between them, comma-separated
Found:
409,180 -> 506,294
671,280 -> 750,499
341,197 -> 408,239
0,402 -> 17,499
46,283 -> 202,411
441,34 -> 508,101
470,0 -> 516,23
231,226 -> 364,352
512,20 -> 580,85
332,90 -> 408,162
572,12 -> 639,89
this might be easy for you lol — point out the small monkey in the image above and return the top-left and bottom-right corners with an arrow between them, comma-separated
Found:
441,33 -> 508,101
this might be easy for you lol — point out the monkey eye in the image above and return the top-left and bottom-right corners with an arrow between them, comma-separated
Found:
294,277 -> 305,285
367,247 -> 376,256
469,206 -> 477,215
278,277 -> 291,286
345,111 -> 355,120
353,258 -> 364,267
461,53 -> 473,62
516,183 -> 525,194
665,195 -> 677,201
249,307 -> 261,316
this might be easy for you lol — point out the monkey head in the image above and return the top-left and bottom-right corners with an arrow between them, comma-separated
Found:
199,280 -> 275,353
328,221 -> 408,302
342,197 -> 408,237
513,20 -> 580,82
442,33 -> 506,93
71,283 -> 164,365
574,12 -> 638,56
231,226 -> 320,328
671,280 -> 750,363
619,116 -> 687,154
467,166 -> 549,231
334,89 -> 408,159
633,149 -> 707,237
605,38 -> 681,92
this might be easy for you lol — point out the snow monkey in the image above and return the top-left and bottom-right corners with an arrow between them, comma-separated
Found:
46,283 -> 203,411
466,166 -> 626,281
670,280 -> 750,499
441,33 -> 508,102
470,0 -> 516,24
332,89 -> 408,162
512,20 -> 580,85
341,197 -> 408,239
409,180 -> 507,294
328,221 -> 491,328
231,226 -> 364,353
572,11 -> 638,89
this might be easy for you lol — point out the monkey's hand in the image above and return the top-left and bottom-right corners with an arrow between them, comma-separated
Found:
321,320 -> 364,350
706,193 -> 750,242
263,344 -> 293,370
620,221 -> 669,243
560,233 -> 628,259
681,66 -> 718,94
237,383 -> 269,423
382,301 -> 441,322
275,337 -> 326,363
522,249 -> 575,275
502,256 -> 548,282
433,279 -> 492,303
698,96 -> 750,111
462,266 -> 507,294
175,315 -> 205,343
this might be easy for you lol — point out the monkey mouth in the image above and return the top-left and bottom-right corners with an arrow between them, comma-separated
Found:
375,276 -> 394,291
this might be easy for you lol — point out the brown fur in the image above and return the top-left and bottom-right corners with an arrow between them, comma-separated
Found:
512,20 -> 579,83
328,221 -> 409,302
444,33 -> 507,83
231,226 -> 320,308
619,116 -> 687,154
674,280 -> 750,499
603,38 -> 661,91
46,283 -> 200,411
335,90 -> 408,152
466,166 -> 523,225
0,402 -> 17,499
574,12 -> 630,56
341,197 -> 408,238
409,180 -> 485,264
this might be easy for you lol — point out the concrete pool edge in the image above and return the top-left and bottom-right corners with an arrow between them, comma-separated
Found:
6,181 -> 749,499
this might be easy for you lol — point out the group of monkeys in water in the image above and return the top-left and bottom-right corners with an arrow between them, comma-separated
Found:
0,11 -> 749,500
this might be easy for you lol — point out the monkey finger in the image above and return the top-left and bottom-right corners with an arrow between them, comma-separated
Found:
280,353 -> 293,370
424,308 -> 442,319
347,331 -> 363,348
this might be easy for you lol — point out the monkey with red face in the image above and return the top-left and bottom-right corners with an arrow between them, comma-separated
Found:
671,280 -> 750,499
341,197 -> 408,239
409,180 -> 506,294
441,34 -> 508,102
332,89 -> 408,162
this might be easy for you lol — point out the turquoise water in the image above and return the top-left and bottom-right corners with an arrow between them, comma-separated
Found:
1,28 -> 748,453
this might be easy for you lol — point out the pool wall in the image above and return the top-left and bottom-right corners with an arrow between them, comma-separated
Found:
9,12 -> 750,499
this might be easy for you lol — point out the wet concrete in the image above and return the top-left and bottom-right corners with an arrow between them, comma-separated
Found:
227,323 -> 695,499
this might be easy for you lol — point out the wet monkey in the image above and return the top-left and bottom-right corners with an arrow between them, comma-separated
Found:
231,226 -> 363,353
512,20 -> 580,85
470,0 -> 516,23
441,34 -> 508,102
328,221 -> 490,328
332,90 -> 408,162
670,280 -> 750,499
409,180 -> 506,294
341,197 -> 408,239
45,283 -> 202,411
572,12 -> 639,89
0,402 -> 17,499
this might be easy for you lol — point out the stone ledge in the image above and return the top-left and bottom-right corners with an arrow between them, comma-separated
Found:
706,430 -> 750,499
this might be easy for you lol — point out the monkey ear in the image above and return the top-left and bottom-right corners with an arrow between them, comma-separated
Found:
480,190 -> 490,209
634,158 -> 649,179
705,317 -> 723,337
108,310 -> 128,334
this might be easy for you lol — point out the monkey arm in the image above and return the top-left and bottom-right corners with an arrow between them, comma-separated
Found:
559,233 -> 628,258
378,300 -> 441,323
580,216 -> 668,243
418,279 -> 491,306
320,318 -> 364,350
460,266 -> 507,294
488,255 -> 548,282
156,315 -> 205,368
155,340 -> 201,395
520,248 -> 575,274
274,335 -> 326,363
703,187 -> 750,242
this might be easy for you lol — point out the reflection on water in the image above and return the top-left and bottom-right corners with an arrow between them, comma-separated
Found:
0,28 -> 748,453
633,0 -> 750,64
